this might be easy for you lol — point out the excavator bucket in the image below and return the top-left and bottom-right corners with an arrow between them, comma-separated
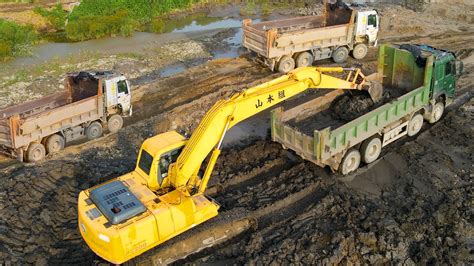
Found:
365,80 -> 384,103
364,73 -> 384,103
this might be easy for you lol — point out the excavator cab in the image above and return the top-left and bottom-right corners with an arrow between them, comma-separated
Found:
134,131 -> 186,191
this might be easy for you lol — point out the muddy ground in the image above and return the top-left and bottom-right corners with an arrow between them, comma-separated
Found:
0,2 -> 473,265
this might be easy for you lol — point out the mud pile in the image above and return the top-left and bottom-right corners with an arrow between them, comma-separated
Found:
287,86 -> 406,134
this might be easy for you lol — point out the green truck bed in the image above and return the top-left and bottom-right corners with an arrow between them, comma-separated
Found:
271,44 -> 436,171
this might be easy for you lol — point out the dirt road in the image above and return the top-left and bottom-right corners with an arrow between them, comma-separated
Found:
0,3 -> 473,265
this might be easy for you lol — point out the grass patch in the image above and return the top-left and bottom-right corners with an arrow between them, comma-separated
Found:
64,0 -> 202,40
66,10 -> 136,41
34,4 -> 67,31
0,18 -> 37,61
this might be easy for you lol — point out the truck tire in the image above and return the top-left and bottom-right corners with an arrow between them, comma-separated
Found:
352,43 -> 368,60
296,52 -> 313,68
45,134 -> 65,154
26,143 -> 46,162
340,149 -> 361,175
108,114 -> 124,133
332,47 -> 349,63
277,56 -> 295,73
360,137 -> 382,164
407,114 -> 424,136
86,122 -> 103,140
429,102 -> 444,124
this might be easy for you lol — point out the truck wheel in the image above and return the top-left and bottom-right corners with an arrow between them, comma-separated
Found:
360,137 -> 382,164
296,52 -> 313,68
352,43 -> 368,60
26,143 -> 46,162
86,122 -> 103,140
277,56 -> 295,73
45,134 -> 65,154
332,47 -> 349,63
340,149 -> 361,175
407,114 -> 424,136
429,102 -> 444,124
107,114 -> 124,133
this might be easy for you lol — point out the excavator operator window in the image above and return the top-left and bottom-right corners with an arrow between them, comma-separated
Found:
138,150 -> 153,175
157,148 -> 183,185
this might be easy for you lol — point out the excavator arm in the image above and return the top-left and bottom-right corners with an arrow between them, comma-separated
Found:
169,66 -> 369,194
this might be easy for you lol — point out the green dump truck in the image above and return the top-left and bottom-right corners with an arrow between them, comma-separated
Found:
271,44 -> 463,174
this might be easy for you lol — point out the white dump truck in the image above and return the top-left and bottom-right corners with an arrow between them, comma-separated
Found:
0,71 -> 132,162
243,2 -> 379,73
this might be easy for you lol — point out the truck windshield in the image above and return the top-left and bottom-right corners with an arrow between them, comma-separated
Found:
138,150 -> 153,175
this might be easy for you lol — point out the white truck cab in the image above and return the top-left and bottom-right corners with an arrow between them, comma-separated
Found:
355,9 -> 380,45
104,74 -> 132,116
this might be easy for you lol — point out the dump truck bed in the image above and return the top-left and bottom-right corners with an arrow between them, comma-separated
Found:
271,45 -> 434,170
0,73 -> 104,152
242,5 -> 354,59
0,91 -> 70,120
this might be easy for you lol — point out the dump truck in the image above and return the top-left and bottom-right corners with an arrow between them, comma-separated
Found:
78,66 -> 382,264
271,44 -> 463,174
0,71 -> 132,162
242,1 -> 379,73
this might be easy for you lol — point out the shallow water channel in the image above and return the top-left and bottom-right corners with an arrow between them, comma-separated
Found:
6,14 -> 258,78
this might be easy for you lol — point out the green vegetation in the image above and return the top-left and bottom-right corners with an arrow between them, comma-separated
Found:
66,10 -> 136,41
34,4 -> 68,31
241,1 -> 257,16
0,19 -> 37,60
65,0 -> 201,41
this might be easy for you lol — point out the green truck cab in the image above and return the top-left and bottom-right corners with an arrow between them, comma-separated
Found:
271,44 -> 463,175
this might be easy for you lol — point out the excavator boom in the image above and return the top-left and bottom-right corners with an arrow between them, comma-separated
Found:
171,66 -> 369,192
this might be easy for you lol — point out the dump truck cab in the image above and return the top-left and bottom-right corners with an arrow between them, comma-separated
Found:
77,71 -> 133,116
65,71 -> 133,117
354,9 -> 379,45
427,47 -> 463,102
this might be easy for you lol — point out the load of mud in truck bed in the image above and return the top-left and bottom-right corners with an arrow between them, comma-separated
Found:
287,86 -> 409,135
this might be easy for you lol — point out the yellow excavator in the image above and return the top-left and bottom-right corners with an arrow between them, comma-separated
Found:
78,66 -> 379,264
